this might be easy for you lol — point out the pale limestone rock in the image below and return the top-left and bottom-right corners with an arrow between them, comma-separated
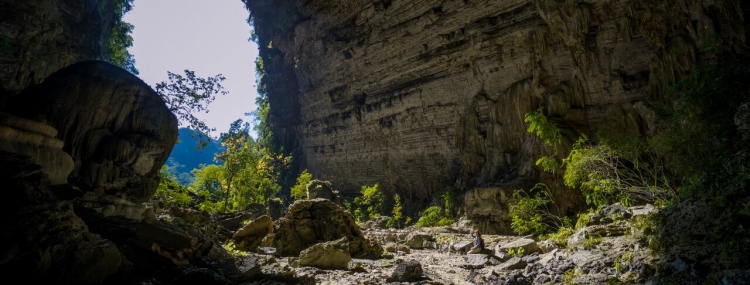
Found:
0,112 -> 73,184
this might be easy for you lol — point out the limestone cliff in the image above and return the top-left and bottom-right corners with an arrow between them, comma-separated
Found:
0,0 -> 115,96
245,0 -> 746,208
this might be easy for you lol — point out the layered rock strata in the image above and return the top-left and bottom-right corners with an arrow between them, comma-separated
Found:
244,0 -> 746,207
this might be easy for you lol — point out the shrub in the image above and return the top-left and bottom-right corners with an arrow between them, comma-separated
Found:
353,183 -> 385,222
543,226 -> 575,248
155,166 -> 192,207
563,137 -> 675,207
386,194 -> 403,228
415,206 -> 453,227
439,186 -> 457,218
290,169 -> 312,200
509,183 -> 570,236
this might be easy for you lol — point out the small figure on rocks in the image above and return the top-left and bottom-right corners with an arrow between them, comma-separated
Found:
469,229 -> 485,254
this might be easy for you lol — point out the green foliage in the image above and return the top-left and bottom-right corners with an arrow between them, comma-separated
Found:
575,209 -> 595,229
509,183 -> 570,236
185,120 -> 288,214
386,194 -> 403,228
614,251 -> 634,276
291,169 -> 312,200
155,70 -> 228,143
524,108 -> 563,173
353,183 -> 385,222
439,186 -> 457,218
251,57 -> 276,153
582,234 -> 602,250
415,206 -> 454,227
190,164 -> 224,213
103,0 -> 138,74
524,108 -> 562,147
562,269 -> 578,285
507,247 -> 525,257
543,226 -> 575,248
563,137 -> 675,208
155,166 -> 192,207
250,54 -> 297,198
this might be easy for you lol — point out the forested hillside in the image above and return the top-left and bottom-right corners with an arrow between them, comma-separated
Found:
164,128 -> 223,185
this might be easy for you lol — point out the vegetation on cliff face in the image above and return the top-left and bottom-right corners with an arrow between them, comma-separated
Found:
511,53 -> 750,280
103,0 -> 138,74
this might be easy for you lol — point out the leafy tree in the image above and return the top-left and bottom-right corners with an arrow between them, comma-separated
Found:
103,0 -> 138,74
353,183 -> 385,222
189,164 -> 224,213
386,194 -> 404,228
291,169 -> 312,200
155,70 -> 228,144
187,119 -> 289,214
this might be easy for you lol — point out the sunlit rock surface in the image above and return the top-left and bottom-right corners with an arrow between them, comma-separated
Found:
245,0 -> 746,207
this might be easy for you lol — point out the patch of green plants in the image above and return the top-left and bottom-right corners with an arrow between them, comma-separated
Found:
353,183 -> 385,222
542,226 -> 575,248
103,0 -> 138,74
614,251 -> 634,276
222,241 -> 247,257
509,183 -> 571,236
562,136 -> 675,208
562,269 -> 578,285
290,169 -> 312,200
582,234 -> 602,250
155,166 -> 193,207
507,247 -> 525,257
386,194 -> 404,228
415,206 -> 453,227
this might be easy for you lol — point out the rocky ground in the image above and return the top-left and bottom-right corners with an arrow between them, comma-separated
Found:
218,203 -> 668,285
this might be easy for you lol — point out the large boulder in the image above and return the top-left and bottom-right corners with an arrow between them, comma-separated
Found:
588,203 -> 632,225
305,179 -> 339,202
266,198 -> 283,220
386,259 -> 424,282
233,215 -> 274,251
271,199 -> 381,258
298,237 -> 351,270
213,211 -> 255,232
405,232 -> 435,249
4,60 -> 178,203
497,238 -> 540,256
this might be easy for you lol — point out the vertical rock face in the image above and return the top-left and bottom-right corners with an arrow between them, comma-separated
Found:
245,0 -> 746,203
0,0 -> 115,96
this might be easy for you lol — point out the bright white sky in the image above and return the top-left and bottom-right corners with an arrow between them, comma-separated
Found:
124,0 -> 259,136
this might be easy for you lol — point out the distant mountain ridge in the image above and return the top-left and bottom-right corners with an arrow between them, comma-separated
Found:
165,128 -> 224,185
